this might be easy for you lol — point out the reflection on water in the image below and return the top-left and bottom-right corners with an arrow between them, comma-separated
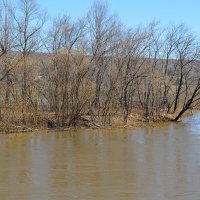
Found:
1,115 -> 200,200
182,112 -> 200,136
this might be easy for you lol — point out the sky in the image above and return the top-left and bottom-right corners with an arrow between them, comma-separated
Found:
39,0 -> 200,35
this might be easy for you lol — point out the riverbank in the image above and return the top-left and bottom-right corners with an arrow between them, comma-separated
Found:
0,109 -> 194,135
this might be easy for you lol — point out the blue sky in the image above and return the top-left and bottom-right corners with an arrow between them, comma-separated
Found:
39,0 -> 200,35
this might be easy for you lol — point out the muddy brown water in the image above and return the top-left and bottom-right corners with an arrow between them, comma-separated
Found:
1,114 -> 200,200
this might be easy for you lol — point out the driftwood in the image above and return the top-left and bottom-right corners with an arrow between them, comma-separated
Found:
47,116 -> 100,129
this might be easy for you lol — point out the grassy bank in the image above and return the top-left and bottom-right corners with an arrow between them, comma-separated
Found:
0,109 -> 194,134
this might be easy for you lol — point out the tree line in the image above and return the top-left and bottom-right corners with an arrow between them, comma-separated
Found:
0,0 -> 200,129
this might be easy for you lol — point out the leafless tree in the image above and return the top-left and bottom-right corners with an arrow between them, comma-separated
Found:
11,0 -> 46,123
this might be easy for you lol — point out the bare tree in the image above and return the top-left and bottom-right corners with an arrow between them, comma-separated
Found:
11,0 -> 46,123
87,1 -> 121,120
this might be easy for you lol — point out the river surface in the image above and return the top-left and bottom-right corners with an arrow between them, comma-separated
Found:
1,113 -> 200,200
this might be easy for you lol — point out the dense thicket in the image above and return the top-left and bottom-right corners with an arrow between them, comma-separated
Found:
0,0 -> 200,129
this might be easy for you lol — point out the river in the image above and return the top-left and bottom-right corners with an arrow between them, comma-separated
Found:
1,113 -> 200,200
